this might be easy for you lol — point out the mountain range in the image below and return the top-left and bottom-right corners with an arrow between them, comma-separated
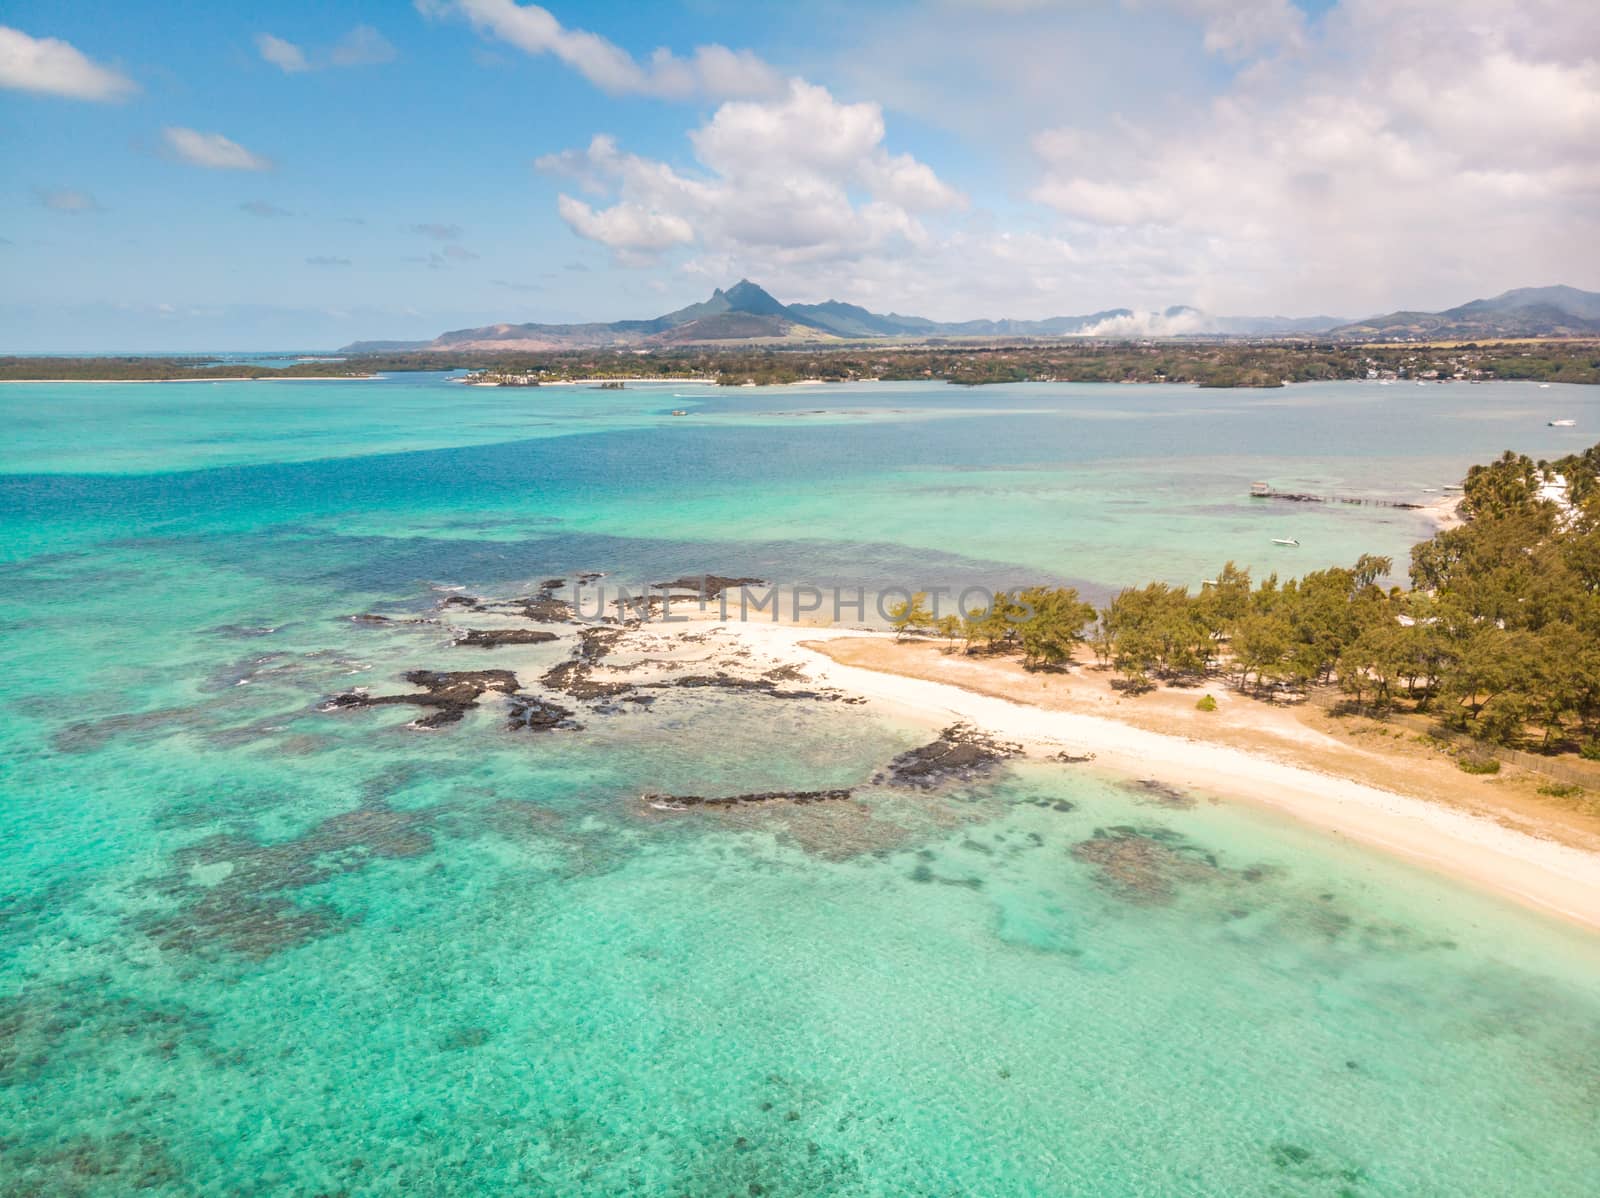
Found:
1326,285 -> 1600,340
340,281 -> 1600,352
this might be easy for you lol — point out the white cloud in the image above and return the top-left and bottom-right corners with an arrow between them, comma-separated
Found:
537,81 -> 963,270
240,200 -> 292,218
0,25 -> 136,100
36,187 -> 103,214
257,26 -> 396,73
556,195 -> 695,255
255,33 -> 309,73
1142,0 -> 1306,59
330,25 -> 398,67
418,0 -> 783,99
163,127 -> 273,171
1021,0 -> 1600,314
944,0 -> 1305,58
411,222 -> 463,240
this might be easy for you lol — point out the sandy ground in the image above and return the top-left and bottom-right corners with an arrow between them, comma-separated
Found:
682,620 -> 1600,932
435,590 -> 1600,932
1421,492 -> 1466,530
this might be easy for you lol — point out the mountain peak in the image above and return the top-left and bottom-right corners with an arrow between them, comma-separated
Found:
722,279 -> 786,314
357,280 -> 1598,353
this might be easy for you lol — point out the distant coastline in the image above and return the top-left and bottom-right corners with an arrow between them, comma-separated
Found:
0,374 -> 379,384
5,341 -> 1598,387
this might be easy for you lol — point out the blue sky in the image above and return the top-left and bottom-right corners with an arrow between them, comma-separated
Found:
2,0 -> 1595,349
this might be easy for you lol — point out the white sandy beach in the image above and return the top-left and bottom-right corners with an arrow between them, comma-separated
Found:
637,618 -> 1600,931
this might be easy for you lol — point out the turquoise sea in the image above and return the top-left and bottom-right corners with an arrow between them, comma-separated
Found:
3,374 -> 1599,1195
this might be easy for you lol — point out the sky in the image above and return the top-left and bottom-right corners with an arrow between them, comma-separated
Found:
2,0 -> 1597,350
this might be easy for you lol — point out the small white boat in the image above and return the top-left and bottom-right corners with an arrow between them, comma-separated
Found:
1548,418 -> 1576,427
1250,481 -> 1272,497
1272,538 -> 1299,547
1539,383 -> 1551,389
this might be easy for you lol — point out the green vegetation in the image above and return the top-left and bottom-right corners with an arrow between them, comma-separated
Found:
1476,350 -> 1600,385
6,339 -> 1597,386
1196,694 -> 1218,712
955,587 -> 1097,670
0,356 -> 383,381
949,442 -> 1600,761
1456,753 -> 1502,775
887,592 -> 936,640
1538,782 -> 1585,798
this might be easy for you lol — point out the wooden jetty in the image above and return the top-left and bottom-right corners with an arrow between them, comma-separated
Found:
1249,482 -> 1422,511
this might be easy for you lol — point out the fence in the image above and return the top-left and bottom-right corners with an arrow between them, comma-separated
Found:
1302,688 -> 1600,789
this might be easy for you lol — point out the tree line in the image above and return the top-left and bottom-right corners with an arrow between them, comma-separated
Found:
889,442 -> 1600,756
7,341 -> 1597,387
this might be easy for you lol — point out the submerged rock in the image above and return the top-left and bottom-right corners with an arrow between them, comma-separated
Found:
457,581 -> 574,623
141,801 -> 437,958
508,587 -> 573,623
505,695 -> 582,732
651,574 -> 767,600
1127,778 -> 1197,809
351,612 -> 440,627
324,668 -> 520,729
877,723 -> 1022,790
642,788 -> 853,809
1070,824 -> 1220,905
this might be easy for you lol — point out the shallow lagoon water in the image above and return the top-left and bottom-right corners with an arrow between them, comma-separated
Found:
3,375 -> 1600,1194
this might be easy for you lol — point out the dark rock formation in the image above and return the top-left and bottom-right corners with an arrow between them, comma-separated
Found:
1026,797 -> 1078,812
651,574 -> 766,599
1128,778 -> 1197,809
1070,824 -> 1220,904
540,661 -> 638,701
642,788 -> 853,809
877,723 -> 1022,790
454,628 -> 559,649
505,695 -> 582,732
208,623 -> 281,637
508,586 -> 573,623
323,669 -> 520,728
539,626 -> 637,700
651,672 -> 852,702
